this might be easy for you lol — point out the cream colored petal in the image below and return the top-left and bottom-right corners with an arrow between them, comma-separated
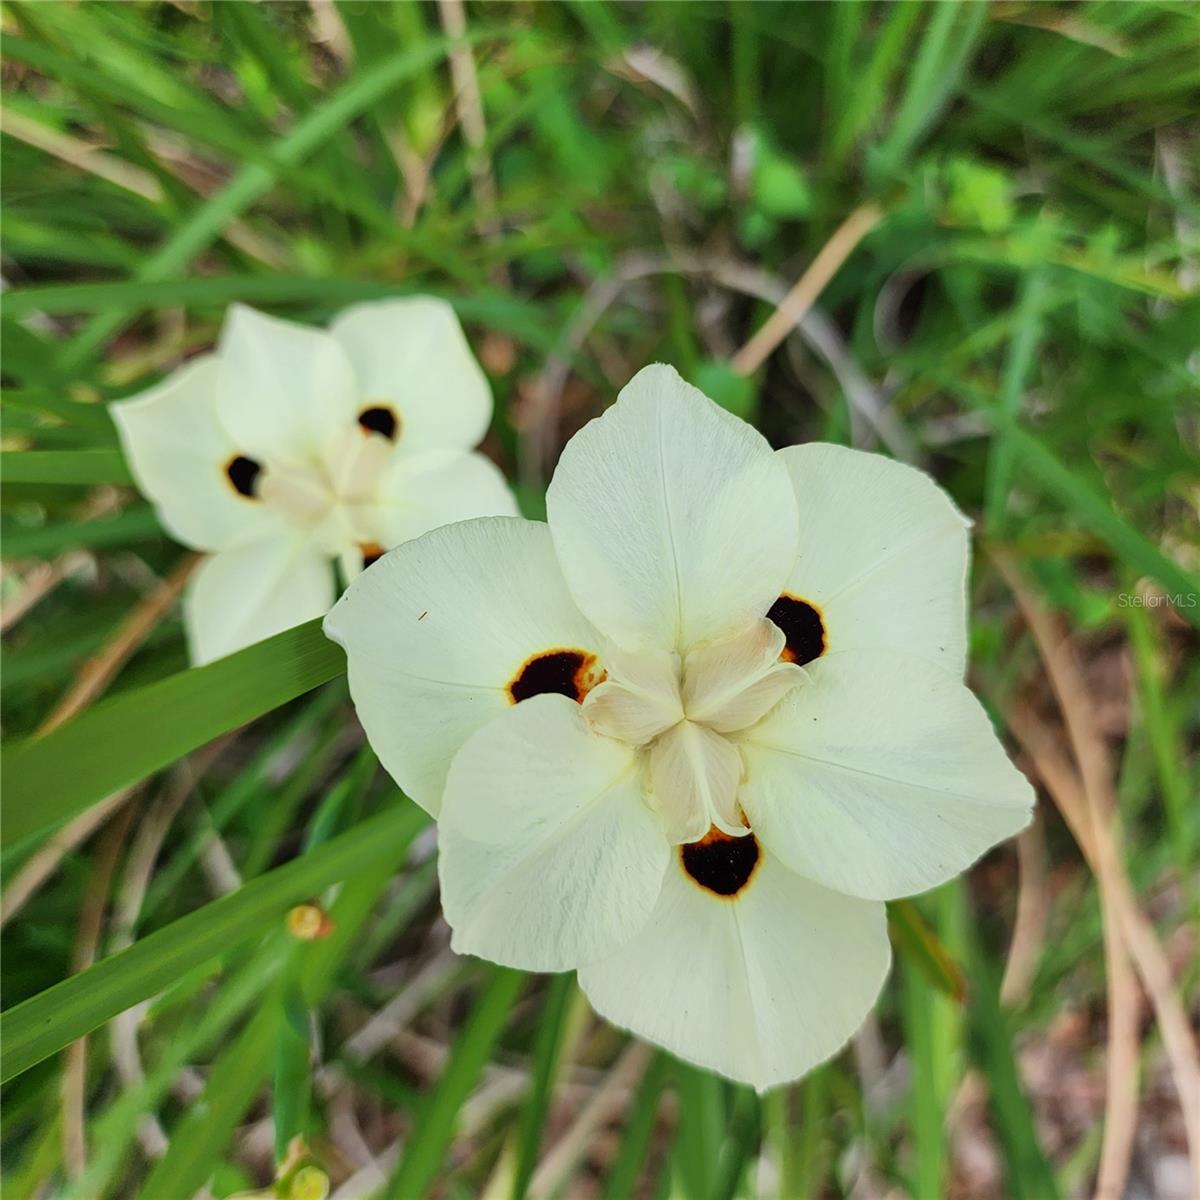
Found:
582,643 -> 682,745
369,449 -> 518,548
547,365 -> 799,653
703,664 -> 804,735
324,517 -> 601,814
329,297 -> 493,455
777,444 -> 970,676
650,721 -> 745,841
215,304 -> 360,464
682,618 -> 800,732
185,535 -> 335,665
739,649 -> 1035,901
438,695 -> 669,972
110,355 -> 281,552
578,849 -> 890,1092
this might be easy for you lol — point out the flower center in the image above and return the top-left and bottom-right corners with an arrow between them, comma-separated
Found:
582,618 -> 802,844
255,424 -> 393,555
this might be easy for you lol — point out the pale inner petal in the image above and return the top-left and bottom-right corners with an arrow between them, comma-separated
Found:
583,616 -> 806,845
701,664 -> 805,735
682,618 -> 802,731
256,426 -> 395,556
650,721 -> 746,841
582,644 -> 682,745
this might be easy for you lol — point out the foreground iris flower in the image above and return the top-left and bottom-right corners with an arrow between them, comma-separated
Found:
113,300 -> 515,663
326,365 -> 1033,1090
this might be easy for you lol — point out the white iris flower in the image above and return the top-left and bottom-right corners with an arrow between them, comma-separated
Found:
325,364 -> 1033,1090
113,300 -> 517,664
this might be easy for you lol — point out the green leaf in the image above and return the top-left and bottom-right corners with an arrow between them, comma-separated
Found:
385,967 -> 525,1199
0,449 -> 131,485
0,801 -> 426,1083
511,974 -> 577,1200
139,820 -> 415,1199
1,619 -> 344,851
984,269 -> 1047,534
990,414 -> 1200,629
964,902 -> 1061,1199
1,506 -> 162,559
600,1052 -> 670,1200
274,985 -> 313,1160
887,898 -> 967,1002
57,29 -> 504,372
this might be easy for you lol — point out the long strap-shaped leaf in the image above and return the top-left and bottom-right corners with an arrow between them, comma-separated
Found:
0,449 -> 132,484
0,802 -> 426,1082
1,618 -> 344,850
53,29 -> 497,374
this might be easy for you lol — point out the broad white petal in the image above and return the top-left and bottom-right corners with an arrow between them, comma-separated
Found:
215,305 -> 360,463
547,365 -> 798,653
650,721 -> 745,841
370,449 -> 518,548
184,536 -> 335,665
329,298 -> 492,454
323,517 -> 602,814
579,847 -> 890,1092
778,444 -> 971,675
111,356 -> 280,552
738,650 -> 1034,901
682,618 -> 801,732
438,695 -> 668,971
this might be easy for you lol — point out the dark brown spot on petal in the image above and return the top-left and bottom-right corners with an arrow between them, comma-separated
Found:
681,826 -> 760,898
225,455 -> 262,498
767,594 -> 825,665
508,649 -> 604,705
359,543 -> 386,568
358,405 -> 400,442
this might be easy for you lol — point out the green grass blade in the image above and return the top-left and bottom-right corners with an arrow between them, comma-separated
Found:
710,1086 -> 761,1200
2,506 -> 162,559
888,898 -> 967,1002
945,377 -> 1200,628
0,802 -> 425,1083
671,1061 -> 724,1200
1,619 -> 344,850
511,973 -> 577,1199
964,904 -> 1061,1199
140,846 -> 410,1198
385,967 -> 526,1199
57,30 -> 497,373
984,269 -> 1047,535
0,449 -> 131,484
874,0 -> 987,176
600,1052 -> 670,1200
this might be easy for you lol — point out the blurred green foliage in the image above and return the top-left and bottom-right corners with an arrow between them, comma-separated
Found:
2,1 -> 1197,1197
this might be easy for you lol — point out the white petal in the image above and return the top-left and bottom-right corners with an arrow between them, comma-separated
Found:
700,666 -> 804,735
323,517 -> 601,814
778,444 -> 971,675
438,695 -> 669,971
215,305 -> 360,463
184,536 -> 335,665
111,356 -> 281,552
738,650 -> 1034,901
370,449 -> 518,547
547,365 -> 799,653
682,618 -> 801,732
578,848 -> 890,1092
582,644 -> 682,746
650,721 -> 745,841
329,298 -> 493,455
